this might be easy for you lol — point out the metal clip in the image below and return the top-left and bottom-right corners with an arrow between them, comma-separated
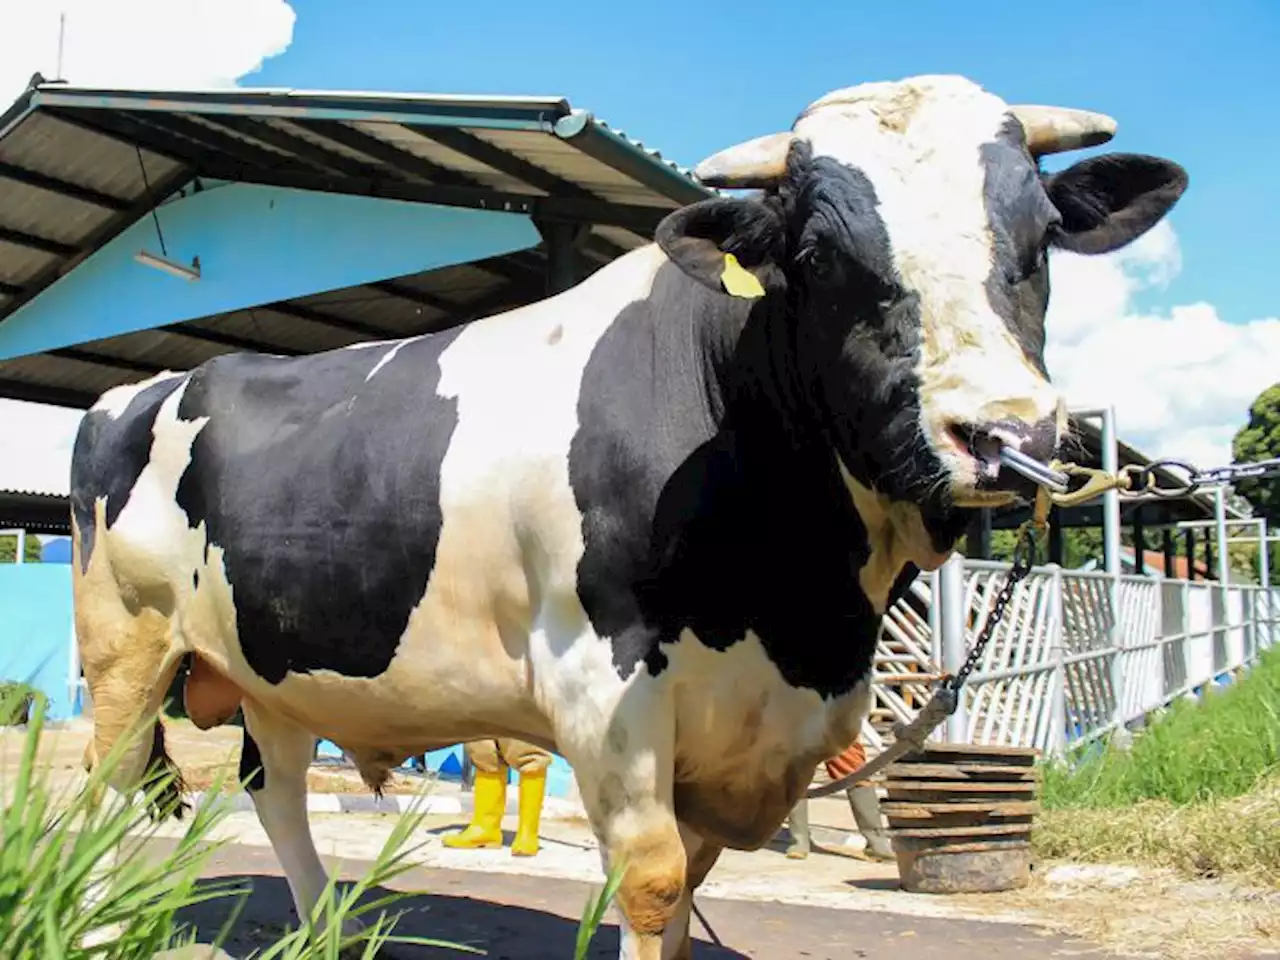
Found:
1045,462 -> 1133,508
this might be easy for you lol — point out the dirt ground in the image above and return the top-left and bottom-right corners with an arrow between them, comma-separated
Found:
7,720 -> 1280,959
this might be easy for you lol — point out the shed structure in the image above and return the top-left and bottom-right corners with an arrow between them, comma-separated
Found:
0,74 -> 713,405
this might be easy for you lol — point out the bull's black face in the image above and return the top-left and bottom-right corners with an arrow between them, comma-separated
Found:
658,75 -> 1188,559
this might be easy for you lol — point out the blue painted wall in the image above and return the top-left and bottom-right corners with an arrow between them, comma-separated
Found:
40,537 -> 71,564
0,182 -> 541,361
316,739 -> 579,799
0,563 -> 76,720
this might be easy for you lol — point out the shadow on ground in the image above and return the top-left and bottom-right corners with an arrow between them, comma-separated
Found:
173,874 -> 748,959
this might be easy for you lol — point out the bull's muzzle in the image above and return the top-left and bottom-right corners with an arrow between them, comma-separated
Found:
959,416 -> 1060,499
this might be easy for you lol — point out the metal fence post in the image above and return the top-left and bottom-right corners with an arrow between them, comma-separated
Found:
1100,407 -> 1127,733
1047,565 -> 1067,757
938,553 -> 968,744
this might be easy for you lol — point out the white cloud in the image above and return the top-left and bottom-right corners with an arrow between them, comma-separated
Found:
0,0 -> 296,99
0,0 -> 295,496
1045,221 -> 1280,469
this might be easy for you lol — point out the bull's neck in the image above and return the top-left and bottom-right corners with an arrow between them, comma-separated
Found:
694,287 -> 828,464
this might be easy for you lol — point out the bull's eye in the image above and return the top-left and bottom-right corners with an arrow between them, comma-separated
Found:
805,244 -> 837,283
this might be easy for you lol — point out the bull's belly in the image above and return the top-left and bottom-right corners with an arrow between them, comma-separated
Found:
234,663 -> 556,755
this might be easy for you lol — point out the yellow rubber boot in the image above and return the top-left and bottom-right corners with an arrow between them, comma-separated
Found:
509,769 -> 547,857
443,768 -> 507,850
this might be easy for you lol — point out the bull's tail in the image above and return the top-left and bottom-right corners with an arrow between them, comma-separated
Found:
72,501 -> 189,822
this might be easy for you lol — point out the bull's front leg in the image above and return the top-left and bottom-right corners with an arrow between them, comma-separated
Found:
561,692 -> 688,960
662,824 -> 724,960
239,701 -> 367,947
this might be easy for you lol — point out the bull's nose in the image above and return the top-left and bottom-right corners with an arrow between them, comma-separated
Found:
958,416 -> 1060,496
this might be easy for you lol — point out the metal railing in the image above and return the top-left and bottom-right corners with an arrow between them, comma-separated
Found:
870,557 -> 1280,756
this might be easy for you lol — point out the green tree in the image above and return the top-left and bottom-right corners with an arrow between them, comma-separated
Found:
1232,382 -> 1280,584
0,532 -> 41,564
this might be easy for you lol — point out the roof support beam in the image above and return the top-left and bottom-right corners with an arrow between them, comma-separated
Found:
305,121 -> 479,188
414,127 -> 587,198
536,220 -> 588,296
0,227 -> 78,258
0,377 -> 98,409
194,163 -> 673,235
48,347 -> 170,376
0,160 -> 130,211
0,161 -> 194,325
201,115 -> 387,180
159,322 -> 304,357
121,111 -> 312,175
261,301 -> 397,341
366,280 -> 457,314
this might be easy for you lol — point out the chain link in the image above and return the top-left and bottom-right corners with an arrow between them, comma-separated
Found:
943,519 -> 1039,694
1134,456 -> 1280,498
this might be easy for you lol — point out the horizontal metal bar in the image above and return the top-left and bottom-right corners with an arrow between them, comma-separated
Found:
553,111 -> 710,206
0,160 -> 131,210
48,347 -> 169,376
195,160 -> 674,234
0,226 -> 78,257
159,321 -> 304,357
0,376 -> 99,408
31,89 -> 566,132
261,301 -> 397,341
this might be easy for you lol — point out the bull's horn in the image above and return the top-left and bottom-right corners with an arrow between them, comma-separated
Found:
693,131 -> 796,189
1007,105 -> 1118,155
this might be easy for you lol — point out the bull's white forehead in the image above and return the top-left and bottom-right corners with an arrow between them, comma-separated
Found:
791,74 -> 1060,468
792,74 -> 1011,183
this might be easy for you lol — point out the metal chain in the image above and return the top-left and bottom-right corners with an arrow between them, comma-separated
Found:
1134,456 -> 1280,500
806,515 -> 1042,799
998,453 -> 1280,509
943,520 -> 1037,693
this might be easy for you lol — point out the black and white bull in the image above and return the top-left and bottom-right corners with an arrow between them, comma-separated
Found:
70,74 -> 1186,958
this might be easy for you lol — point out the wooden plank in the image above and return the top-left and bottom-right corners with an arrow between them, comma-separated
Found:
882,762 -> 1039,780
895,743 -> 1039,765
880,800 -> 1040,818
888,822 -> 1034,840
883,780 -> 1037,794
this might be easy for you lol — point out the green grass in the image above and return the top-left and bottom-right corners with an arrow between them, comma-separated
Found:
1041,647 -> 1280,810
0,689 -> 624,957
1034,646 -> 1280,884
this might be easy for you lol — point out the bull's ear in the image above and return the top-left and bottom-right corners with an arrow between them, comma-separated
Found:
1044,153 -> 1188,255
655,197 -> 787,299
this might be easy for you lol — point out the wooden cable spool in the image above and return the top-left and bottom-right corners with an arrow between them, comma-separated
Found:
880,742 -> 1040,894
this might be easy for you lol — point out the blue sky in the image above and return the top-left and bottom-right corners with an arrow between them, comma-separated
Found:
255,0 -> 1280,326
1,0 -> 1277,496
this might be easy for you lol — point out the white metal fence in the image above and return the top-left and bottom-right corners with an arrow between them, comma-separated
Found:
871,557 -> 1280,757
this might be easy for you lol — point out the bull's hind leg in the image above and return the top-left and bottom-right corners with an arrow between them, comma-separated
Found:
239,701 -> 364,944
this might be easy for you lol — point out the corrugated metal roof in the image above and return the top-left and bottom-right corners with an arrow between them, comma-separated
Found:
0,75 -> 715,408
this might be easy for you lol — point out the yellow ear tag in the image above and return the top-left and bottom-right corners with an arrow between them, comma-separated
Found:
720,253 -> 766,300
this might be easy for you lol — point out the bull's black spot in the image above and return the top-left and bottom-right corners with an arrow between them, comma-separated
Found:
240,726 -> 265,792
69,375 -> 186,574
172,331 -> 464,684
568,261 -> 890,697
979,124 -> 1059,369
192,570 -> 199,590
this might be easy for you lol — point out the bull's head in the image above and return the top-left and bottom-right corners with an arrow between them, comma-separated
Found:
657,74 -> 1186,562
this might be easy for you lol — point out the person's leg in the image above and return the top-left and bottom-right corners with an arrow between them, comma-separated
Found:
785,798 -> 811,859
826,738 -> 894,861
443,740 -> 507,849
847,783 -> 895,860
502,738 -> 551,857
